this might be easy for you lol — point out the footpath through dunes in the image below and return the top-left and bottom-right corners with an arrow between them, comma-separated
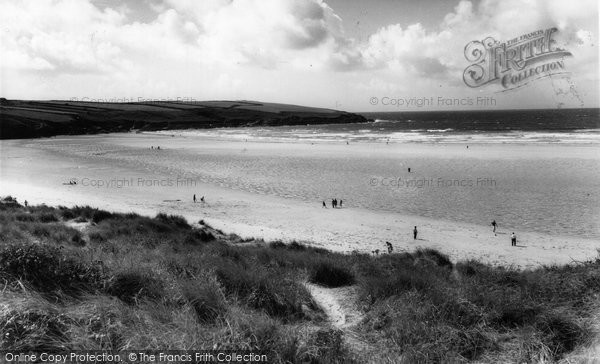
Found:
0,99 -> 369,139
304,283 -> 386,362
3,198 -> 600,362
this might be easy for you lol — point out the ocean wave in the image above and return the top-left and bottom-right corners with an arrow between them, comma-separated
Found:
426,128 -> 455,133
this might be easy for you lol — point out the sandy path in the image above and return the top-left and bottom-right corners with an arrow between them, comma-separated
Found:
305,283 -> 363,329
304,283 -> 374,356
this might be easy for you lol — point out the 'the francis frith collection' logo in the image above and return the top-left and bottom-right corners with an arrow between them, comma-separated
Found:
463,28 -> 572,90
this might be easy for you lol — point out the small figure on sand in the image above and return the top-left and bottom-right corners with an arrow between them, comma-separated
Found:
386,241 -> 393,254
151,146 -> 153,149
413,226 -> 418,240
24,200 -> 28,207
157,146 -> 161,150
193,194 -> 196,203
339,200 -> 343,208
322,201 -> 327,208
511,232 -> 517,246
200,196 -> 205,202
408,167 -> 411,173
491,220 -> 497,233
466,145 -> 469,149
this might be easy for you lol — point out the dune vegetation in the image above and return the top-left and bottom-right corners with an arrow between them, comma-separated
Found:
1,195 -> 599,363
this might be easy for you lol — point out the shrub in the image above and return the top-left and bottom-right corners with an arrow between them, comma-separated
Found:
60,209 -> 76,220
288,241 -> 307,251
0,309 -> 72,351
301,328 -> 347,363
88,232 -> 105,243
70,233 -> 86,247
70,206 -> 99,220
309,261 -> 354,287
181,280 -> 226,323
91,210 -> 113,223
155,213 -> 190,229
14,213 -> 35,222
106,270 -> 165,305
269,241 -> 286,249
0,244 -> 103,295
183,229 -> 215,244
415,249 -> 453,269
536,312 -> 587,358
456,260 -> 486,277
359,267 -> 437,303
495,305 -> 541,328
0,196 -> 20,207
215,263 -> 306,320
38,213 -> 59,223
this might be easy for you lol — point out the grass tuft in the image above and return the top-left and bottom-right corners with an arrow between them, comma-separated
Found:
106,270 -> 164,305
0,243 -> 103,295
309,261 -> 354,287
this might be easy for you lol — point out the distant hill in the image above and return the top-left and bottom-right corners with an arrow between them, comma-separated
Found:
0,99 -> 369,139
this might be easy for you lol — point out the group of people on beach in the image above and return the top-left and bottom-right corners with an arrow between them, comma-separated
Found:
373,226 -> 419,255
375,221 -> 519,256
193,194 -> 204,203
151,146 -> 161,150
322,198 -> 343,208
492,220 -> 518,246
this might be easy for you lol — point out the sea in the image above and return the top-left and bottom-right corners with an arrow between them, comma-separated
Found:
2,108 -> 599,241
150,108 -> 600,240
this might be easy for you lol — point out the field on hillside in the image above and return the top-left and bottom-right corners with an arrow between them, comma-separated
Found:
0,99 -> 366,139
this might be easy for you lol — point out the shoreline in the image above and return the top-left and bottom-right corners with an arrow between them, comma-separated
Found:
1,134 -> 598,269
2,178 -> 598,269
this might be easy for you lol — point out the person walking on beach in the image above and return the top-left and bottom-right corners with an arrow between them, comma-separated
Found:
491,220 -> 497,233
413,226 -> 418,240
340,200 -> 343,208
322,201 -> 327,208
511,232 -> 517,246
193,194 -> 196,203
200,196 -> 205,203
408,167 -> 411,173
331,199 -> 335,208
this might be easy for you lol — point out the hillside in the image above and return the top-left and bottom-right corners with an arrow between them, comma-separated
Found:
0,99 -> 369,139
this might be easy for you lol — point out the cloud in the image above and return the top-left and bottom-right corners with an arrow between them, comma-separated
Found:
0,0 -> 596,107
0,0 -> 349,73
348,0 -> 598,82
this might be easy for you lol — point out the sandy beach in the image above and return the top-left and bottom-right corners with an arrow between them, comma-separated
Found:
1,132 -> 599,269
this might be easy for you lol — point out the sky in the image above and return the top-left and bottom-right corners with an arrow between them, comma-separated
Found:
0,0 -> 598,111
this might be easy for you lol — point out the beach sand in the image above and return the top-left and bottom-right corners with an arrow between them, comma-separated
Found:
1,133 -> 598,269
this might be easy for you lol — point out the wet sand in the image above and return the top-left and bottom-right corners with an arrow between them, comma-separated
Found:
1,133 -> 598,268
